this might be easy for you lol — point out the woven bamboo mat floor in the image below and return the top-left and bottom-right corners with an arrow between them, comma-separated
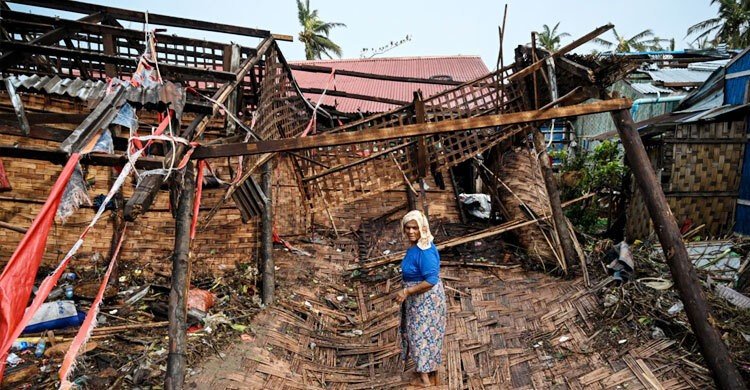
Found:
188,244 -> 712,389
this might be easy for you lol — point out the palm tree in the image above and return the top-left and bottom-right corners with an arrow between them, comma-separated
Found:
648,37 -> 676,51
687,0 -> 750,48
594,28 -> 656,52
296,0 -> 347,60
536,22 -> 571,51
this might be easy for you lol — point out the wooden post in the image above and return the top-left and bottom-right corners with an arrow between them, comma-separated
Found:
531,129 -> 577,271
102,32 -> 117,78
165,163 -> 195,390
609,107 -> 746,390
223,44 -> 241,137
413,91 -> 430,218
260,160 -> 274,305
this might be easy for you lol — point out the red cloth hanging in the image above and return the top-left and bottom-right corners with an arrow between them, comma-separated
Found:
0,159 -> 11,192
191,160 -> 206,240
0,153 -> 80,380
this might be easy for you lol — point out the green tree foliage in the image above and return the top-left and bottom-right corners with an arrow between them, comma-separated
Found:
552,141 -> 628,234
594,28 -> 659,52
536,22 -> 571,51
687,0 -> 750,49
296,0 -> 347,60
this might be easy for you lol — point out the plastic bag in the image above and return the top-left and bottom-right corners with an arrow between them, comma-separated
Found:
187,289 -> 216,312
458,193 -> 492,219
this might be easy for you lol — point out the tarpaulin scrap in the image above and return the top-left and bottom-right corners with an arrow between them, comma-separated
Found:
191,160 -> 205,240
0,153 -> 80,379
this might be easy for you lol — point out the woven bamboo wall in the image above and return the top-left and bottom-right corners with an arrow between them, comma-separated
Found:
0,136 -> 457,274
496,146 -> 561,269
313,168 -> 461,232
0,137 -> 312,275
626,121 -> 746,239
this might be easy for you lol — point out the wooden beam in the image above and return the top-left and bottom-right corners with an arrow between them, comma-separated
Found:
0,221 -> 27,234
289,63 -> 463,86
223,44 -> 241,137
192,98 -> 632,159
0,145 -> 163,169
298,87 -> 410,106
165,162 -> 194,390
0,10 -> 256,53
608,105 -> 746,390
260,160 -> 274,305
0,41 -> 236,81
7,0 -> 292,41
0,11 -> 104,69
0,120 -> 129,150
0,112 -> 89,125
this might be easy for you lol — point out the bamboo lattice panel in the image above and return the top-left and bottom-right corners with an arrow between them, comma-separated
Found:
253,44 -> 312,142
298,67 -> 529,211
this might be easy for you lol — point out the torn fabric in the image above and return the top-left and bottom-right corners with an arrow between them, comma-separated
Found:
0,153 -> 80,380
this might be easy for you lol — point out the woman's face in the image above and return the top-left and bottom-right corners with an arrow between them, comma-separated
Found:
404,220 -> 420,244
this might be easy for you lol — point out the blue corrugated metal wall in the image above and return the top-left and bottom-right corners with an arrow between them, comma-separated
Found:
728,50 -> 750,235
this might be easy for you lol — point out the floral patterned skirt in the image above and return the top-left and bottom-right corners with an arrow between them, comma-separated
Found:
402,280 -> 446,373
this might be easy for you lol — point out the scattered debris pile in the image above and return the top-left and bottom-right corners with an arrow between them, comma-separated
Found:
586,236 -> 750,382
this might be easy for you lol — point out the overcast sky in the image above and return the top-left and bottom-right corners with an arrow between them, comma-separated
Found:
10,0 -> 719,68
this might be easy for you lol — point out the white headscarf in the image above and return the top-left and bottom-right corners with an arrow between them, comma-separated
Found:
401,210 -> 434,250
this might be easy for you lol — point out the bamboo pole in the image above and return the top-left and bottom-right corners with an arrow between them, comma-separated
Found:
608,106 -> 746,389
531,129 -> 578,272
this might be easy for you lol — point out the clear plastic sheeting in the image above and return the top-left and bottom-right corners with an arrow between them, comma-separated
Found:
56,165 -> 91,222
458,193 -> 491,220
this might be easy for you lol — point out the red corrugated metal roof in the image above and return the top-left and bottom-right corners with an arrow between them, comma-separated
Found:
290,55 -> 490,113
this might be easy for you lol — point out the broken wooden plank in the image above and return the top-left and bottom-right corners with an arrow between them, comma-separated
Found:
193,98 -> 632,159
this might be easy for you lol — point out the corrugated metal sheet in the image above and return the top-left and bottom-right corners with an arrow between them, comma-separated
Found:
630,82 -> 673,95
642,68 -> 712,85
688,59 -> 730,72
727,47 -> 750,74
1,74 -> 186,116
291,56 -> 490,113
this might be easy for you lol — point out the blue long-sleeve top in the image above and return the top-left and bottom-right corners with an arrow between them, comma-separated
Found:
401,242 -> 440,285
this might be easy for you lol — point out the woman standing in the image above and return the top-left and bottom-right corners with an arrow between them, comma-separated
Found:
396,210 -> 447,387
